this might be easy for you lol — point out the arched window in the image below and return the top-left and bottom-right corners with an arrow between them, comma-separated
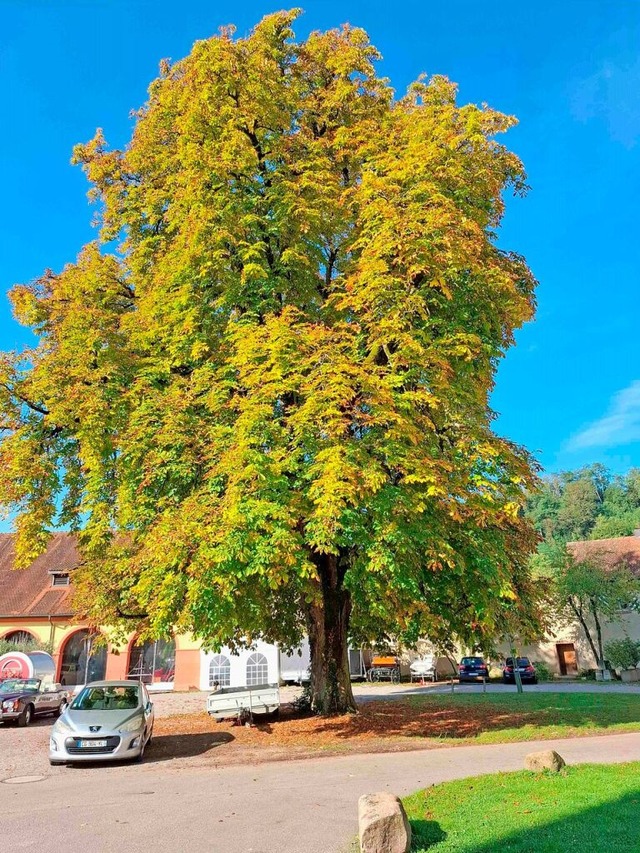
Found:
60,630 -> 107,686
246,652 -> 268,686
3,630 -> 36,646
127,638 -> 175,685
208,655 -> 231,688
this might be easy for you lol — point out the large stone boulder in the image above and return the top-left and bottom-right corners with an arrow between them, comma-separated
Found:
524,749 -> 566,772
358,792 -> 411,853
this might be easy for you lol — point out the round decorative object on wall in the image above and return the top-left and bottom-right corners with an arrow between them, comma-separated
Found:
0,651 -> 32,680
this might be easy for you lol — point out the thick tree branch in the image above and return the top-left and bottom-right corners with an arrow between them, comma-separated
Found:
0,382 -> 50,416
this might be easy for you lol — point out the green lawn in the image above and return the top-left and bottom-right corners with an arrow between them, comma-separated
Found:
401,692 -> 640,743
404,763 -> 640,852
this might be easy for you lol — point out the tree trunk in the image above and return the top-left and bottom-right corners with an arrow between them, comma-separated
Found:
568,597 -> 600,668
305,552 -> 357,715
590,598 -> 605,669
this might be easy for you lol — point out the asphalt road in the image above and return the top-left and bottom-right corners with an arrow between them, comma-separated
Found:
3,732 -> 640,853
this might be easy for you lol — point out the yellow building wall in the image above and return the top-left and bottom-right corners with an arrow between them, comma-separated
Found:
0,618 -> 200,690
0,617 -> 75,651
497,611 -> 640,673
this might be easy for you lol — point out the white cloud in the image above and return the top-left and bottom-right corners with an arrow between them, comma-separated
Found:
567,381 -> 640,451
571,57 -> 640,148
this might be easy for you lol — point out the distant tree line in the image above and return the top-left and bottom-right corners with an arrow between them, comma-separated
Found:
526,464 -> 640,543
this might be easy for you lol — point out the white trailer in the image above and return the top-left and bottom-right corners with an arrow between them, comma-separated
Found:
207,683 -> 280,723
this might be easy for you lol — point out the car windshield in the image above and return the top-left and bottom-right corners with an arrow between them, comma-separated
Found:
506,658 -> 530,667
0,678 -> 40,694
461,657 -> 484,665
71,685 -> 140,711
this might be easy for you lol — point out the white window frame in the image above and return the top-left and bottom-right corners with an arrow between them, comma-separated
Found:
246,652 -> 269,686
208,655 -> 231,688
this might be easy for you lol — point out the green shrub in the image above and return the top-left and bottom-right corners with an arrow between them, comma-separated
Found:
291,683 -> 313,714
532,660 -> 553,681
579,668 -> 597,680
0,638 -> 54,656
604,638 -> 640,671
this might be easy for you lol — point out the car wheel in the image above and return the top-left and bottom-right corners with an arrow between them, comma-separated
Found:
18,704 -> 33,727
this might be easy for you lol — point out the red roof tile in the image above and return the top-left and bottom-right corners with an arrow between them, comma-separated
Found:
0,533 -> 79,617
568,535 -> 640,575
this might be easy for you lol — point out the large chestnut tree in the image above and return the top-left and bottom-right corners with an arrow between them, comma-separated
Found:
0,11 -> 540,713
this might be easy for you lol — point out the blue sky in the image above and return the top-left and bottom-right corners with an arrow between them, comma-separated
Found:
2,0 -> 640,479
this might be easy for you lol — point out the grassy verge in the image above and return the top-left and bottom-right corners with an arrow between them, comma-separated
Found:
402,692 -> 640,743
404,762 -> 640,852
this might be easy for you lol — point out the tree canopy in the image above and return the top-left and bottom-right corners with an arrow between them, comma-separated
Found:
526,464 -> 640,544
0,11 -> 540,712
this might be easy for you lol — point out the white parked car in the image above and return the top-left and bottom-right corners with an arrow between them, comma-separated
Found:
49,680 -> 154,765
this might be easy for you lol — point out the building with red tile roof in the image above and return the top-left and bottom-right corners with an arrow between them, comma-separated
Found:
0,533 -> 77,619
567,533 -> 640,575
502,532 -> 640,676
0,533 -> 202,690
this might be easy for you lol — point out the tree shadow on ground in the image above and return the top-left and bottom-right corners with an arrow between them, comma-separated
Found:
65,732 -> 235,769
147,731 -> 234,761
410,789 -> 640,852
307,695 -> 640,741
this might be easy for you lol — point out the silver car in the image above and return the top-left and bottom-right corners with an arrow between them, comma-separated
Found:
49,680 -> 154,765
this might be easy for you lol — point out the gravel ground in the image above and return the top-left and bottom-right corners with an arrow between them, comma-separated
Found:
149,685 -> 302,717
0,688 -> 304,778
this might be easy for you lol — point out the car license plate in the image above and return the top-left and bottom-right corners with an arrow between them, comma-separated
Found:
80,739 -> 107,748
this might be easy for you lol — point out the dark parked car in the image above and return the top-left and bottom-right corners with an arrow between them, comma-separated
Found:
0,678 -> 69,726
503,657 -> 538,684
458,656 -> 489,682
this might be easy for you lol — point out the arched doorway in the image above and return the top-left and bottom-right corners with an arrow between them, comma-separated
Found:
127,637 -> 175,688
59,630 -> 107,686
3,630 -> 36,647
